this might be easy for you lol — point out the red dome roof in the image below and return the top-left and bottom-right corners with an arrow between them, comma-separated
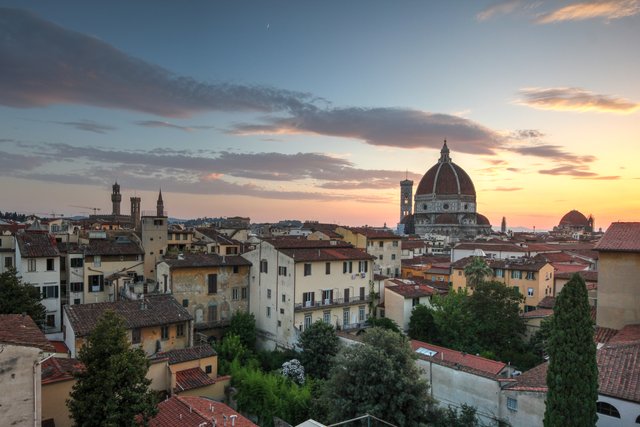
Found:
415,143 -> 476,197
434,213 -> 458,224
476,213 -> 491,226
559,210 -> 589,227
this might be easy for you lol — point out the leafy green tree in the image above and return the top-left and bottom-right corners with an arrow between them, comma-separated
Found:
408,304 -> 438,342
0,268 -> 46,326
464,256 -> 493,287
431,288 -> 476,350
318,327 -> 432,426
544,274 -> 597,427
298,320 -> 340,379
366,316 -> 400,333
467,280 -> 525,358
227,311 -> 256,351
67,310 -> 157,426
215,333 -> 251,375
429,404 -> 484,427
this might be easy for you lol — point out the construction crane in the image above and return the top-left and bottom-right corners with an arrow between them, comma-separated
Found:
32,212 -> 65,218
69,205 -> 102,215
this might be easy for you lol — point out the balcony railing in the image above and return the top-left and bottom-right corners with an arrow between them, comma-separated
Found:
118,282 -> 168,301
294,295 -> 370,311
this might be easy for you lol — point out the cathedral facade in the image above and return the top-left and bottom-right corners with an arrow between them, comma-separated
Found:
401,142 -> 492,238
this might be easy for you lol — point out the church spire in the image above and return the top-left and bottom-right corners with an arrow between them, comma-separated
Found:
439,139 -> 451,163
156,189 -> 164,217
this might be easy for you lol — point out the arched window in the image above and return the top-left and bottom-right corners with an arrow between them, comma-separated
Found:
635,414 -> 640,423
596,401 -> 620,418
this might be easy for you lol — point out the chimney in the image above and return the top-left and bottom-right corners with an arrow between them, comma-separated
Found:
230,415 -> 237,426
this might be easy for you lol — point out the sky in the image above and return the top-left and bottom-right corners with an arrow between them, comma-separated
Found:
1,0 -> 639,230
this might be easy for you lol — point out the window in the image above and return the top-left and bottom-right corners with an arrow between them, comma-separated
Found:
412,297 -> 420,307
278,266 -> 287,276
282,294 -> 286,303
526,271 -> 535,280
359,306 -> 366,322
260,259 -> 268,273
304,263 -> 312,276
458,270 -> 462,276
70,258 -> 83,268
267,289 -> 272,299
358,260 -> 368,273
507,397 -> 517,411
46,314 -> 55,328
391,254 -> 396,260
379,255 -> 383,260
232,287 -> 239,300
343,309 -> 350,326
495,269 -> 504,278
527,287 -> 534,297
70,282 -> 83,293
511,270 -> 522,279
513,286 -> 520,295
277,320 -> 282,327
88,275 -> 104,292
303,292 -> 315,307
4,257 -> 12,268
182,299 -> 189,307
233,265 -> 239,274
343,261 -> 352,274
176,324 -> 185,337
205,365 -> 212,374
132,329 -> 141,345
266,306 -> 271,318
325,262 -> 331,275
596,402 -> 620,418
73,298 -> 81,305
378,241 -> 383,248
93,255 -> 101,267
28,259 -> 36,272
393,240 -> 399,247
208,305 -> 218,321
207,274 -> 217,294
360,286 -> 366,300
241,287 -> 248,300
322,289 -> 333,305
344,288 -> 350,302
323,310 -> 331,324
280,308 -> 284,314
304,313 -> 312,329
161,326 -> 169,340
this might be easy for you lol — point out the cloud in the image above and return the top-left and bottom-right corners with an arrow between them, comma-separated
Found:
574,175 -> 620,180
490,187 -> 524,191
0,8 -> 313,117
229,107 -> 504,154
477,0 -> 526,21
536,0 -> 640,24
510,129 -> 546,140
517,87 -> 640,114
136,121 -> 194,132
538,164 -> 597,177
509,143 -> 595,163
54,119 -> 116,134
0,150 -> 45,171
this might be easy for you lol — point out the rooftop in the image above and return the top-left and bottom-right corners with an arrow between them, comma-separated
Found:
595,222 -> 640,252
598,340 -> 640,403
386,282 -> 437,298
15,232 -> 59,258
41,357 -> 83,385
264,237 -> 351,250
175,367 -> 216,392
148,395 -> 257,427
64,295 -> 193,337
279,247 -> 374,262
85,237 -> 144,256
164,253 -> 251,268
345,227 -> 398,239
451,256 -> 549,272
0,314 -> 55,351
411,339 -> 507,378
153,345 -> 216,365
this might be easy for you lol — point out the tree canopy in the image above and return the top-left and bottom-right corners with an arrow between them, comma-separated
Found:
0,268 -> 46,326
408,304 -> 438,343
298,320 -> 340,379
67,310 -> 157,426
227,311 -> 256,352
543,273 -> 597,427
317,327 -> 432,426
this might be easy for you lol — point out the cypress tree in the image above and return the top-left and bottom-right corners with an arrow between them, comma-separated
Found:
543,273 -> 598,427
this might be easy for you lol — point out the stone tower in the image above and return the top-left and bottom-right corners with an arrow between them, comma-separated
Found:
400,177 -> 414,223
501,216 -> 507,233
111,182 -> 121,216
156,189 -> 164,217
130,196 -> 141,231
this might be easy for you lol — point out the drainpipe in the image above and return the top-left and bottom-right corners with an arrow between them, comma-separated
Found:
34,353 -> 54,427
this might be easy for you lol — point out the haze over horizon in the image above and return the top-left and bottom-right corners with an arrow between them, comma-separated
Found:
1,1 -> 638,230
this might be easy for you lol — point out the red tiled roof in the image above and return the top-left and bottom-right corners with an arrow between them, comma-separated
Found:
609,324 -> 640,344
153,345 -> 216,365
182,395 -> 257,427
522,308 -> 553,319
265,237 -> 351,249
164,253 -> 251,268
401,240 -> 426,250
64,295 -> 193,337
41,357 -> 83,385
0,314 -> 55,351
386,283 -> 436,298
411,339 -> 506,377
49,340 -> 69,354
552,263 -> 589,274
537,296 -> 556,309
147,396 -> 212,427
451,256 -> 548,272
554,270 -> 598,282
279,247 -> 374,262
595,326 -> 618,344
595,222 -> 640,252
15,232 -> 59,258
559,210 -> 589,227
454,242 -> 526,252
506,362 -> 548,392
175,367 -> 216,392
346,227 -> 398,239
85,237 -> 144,256
597,340 -> 640,403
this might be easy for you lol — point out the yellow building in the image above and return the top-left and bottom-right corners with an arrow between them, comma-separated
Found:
63,295 -> 193,357
451,257 -> 554,312
336,226 -> 402,277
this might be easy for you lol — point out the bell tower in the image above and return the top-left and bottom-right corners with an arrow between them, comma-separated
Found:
111,181 -> 121,216
400,175 -> 413,223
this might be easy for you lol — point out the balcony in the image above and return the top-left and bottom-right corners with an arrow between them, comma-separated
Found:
118,282 -> 168,301
294,295 -> 370,312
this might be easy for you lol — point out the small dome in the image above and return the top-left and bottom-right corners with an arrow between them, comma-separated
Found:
559,210 -> 589,227
435,213 -> 458,224
415,142 -> 476,197
476,213 -> 491,226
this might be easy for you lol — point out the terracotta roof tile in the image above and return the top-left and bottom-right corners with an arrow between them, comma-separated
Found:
41,357 -> 83,384
554,270 -> 598,282
595,222 -> 640,252
195,228 -> 241,245
64,295 -> 193,337
147,396 -> 211,427
609,324 -> 640,344
411,339 -> 507,377
595,326 -> 618,344
279,247 -> 374,262
506,362 -> 548,392
265,237 -> 351,249
597,340 -> 640,402
401,240 -> 426,250
386,282 -> 436,298
346,227 -> 398,239
522,308 -> 553,319
15,232 -> 59,258
85,237 -> 144,256
181,396 -> 257,427
153,345 -> 216,365
451,256 -> 548,272
175,367 -> 216,392
0,314 -> 55,351
537,296 -> 556,309
164,253 -> 251,268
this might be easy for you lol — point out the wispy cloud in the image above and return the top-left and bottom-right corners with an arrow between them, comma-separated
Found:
509,143 -> 596,163
538,164 -> 597,177
516,87 -> 640,113
53,119 -> 116,134
135,121 -> 194,132
536,0 -> 640,24
574,175 -> 620,180
510,129 -> 546,140
477,0 -> 527,21
490,186 -> 524,191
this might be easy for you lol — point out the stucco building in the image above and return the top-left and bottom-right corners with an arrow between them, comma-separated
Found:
336,226 -> 401,277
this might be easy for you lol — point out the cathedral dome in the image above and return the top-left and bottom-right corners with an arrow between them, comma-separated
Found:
476,213 -> 491,226
559,210 -> 589,227
434,213 -> 458,224
415,142 -> 476,197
